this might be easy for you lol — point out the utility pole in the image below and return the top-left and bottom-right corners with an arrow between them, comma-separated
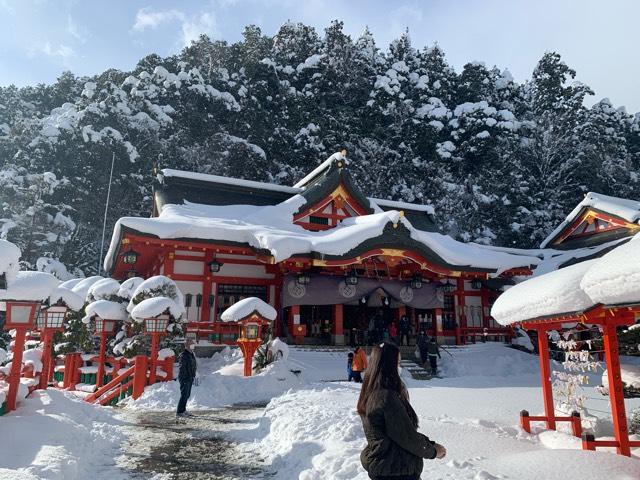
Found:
98,152 -> 115,275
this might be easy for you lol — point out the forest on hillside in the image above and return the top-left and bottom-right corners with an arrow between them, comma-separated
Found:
0,20 -> 638,278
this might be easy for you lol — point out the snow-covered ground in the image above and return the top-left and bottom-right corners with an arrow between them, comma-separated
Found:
1,344 -> 639,479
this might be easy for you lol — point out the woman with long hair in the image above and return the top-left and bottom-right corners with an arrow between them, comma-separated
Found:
358,342 -> 446,480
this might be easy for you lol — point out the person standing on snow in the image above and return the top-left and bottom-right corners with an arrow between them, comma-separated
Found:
352,345 -> 368,383
398,315 -> 410,346
427,337 -> 441,376
358,342 -> 446,480
176,337 -> 197,417
417,331 -> 430,368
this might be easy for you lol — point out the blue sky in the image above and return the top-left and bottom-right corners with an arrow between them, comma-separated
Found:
0,0 -> 638,112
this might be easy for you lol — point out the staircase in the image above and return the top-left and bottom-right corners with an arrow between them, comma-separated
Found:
400,359 -> 433,380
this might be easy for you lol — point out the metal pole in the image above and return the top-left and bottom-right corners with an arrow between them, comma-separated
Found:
98,152 -> 116,275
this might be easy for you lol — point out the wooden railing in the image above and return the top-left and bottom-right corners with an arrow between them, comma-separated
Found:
85,356 -> 148,406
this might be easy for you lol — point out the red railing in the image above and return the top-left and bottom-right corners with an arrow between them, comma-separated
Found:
85,356 -> 147,405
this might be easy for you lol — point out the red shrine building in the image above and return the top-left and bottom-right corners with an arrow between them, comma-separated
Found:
104,151 -> 544,346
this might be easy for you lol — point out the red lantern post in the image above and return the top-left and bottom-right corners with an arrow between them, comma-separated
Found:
237,315 -> 270,377
37,304 -> 68,389
144,314 -> 169,384
4,301 -> 40,411
93,317 -> 117,388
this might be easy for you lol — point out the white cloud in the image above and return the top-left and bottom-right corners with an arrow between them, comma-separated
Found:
133,7 -> 185,31
67,15 -> 88,44
42,42 -> 76,59
181,12 -> 216,46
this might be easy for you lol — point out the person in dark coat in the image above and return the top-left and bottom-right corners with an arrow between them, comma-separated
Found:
417,331 -> 430,367
398,315 -> 410,346
176,338 -> 197,417
427,338 -> 441,376
357,342 -> 446,479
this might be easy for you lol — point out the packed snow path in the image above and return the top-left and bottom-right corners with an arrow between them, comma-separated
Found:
117,405 -> 275,479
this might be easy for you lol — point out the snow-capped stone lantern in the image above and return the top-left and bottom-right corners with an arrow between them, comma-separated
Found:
220,297 -> 276,377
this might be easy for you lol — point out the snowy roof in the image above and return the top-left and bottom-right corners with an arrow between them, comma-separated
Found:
0,271 -> 60,303
540,192 -> 640,248
220,297 -> 277,322
161,169 -> 301,194
105,194 -> 540,275
370,198 -> 435,215
293,151 -> 346,188
49,286 -> 84,311
492,234 -> 640,325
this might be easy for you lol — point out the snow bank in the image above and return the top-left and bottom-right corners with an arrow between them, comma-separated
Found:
220,296 -> 277,321
0,389 -> 124,480
601,364 -> 640,391
438,343 -> 539,378
126,349 -> 303,410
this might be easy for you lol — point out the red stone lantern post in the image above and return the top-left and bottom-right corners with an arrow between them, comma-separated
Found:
4,300 -> 40,411
93,316 -> 117,388
143,314 -> 169,384
237,315 -> 270,377
36,304 -> 68,389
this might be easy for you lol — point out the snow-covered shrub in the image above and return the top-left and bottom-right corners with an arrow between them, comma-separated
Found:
630,407 -> 640,435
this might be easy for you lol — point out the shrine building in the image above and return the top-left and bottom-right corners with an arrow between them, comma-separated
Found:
104,151 -> 545,346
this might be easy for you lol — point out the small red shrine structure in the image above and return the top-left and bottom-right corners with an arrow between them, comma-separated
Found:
103,151 -> 539,346
492,236 -> 640,457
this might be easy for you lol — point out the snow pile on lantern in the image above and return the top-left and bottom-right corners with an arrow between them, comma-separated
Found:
220,296 -> 277,322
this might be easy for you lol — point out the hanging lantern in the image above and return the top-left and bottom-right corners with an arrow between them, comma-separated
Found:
437,281 -> 456,294
297,272 -> 311,285
208,294 -> 215,307
360,296 -> 367,304
184,293 -> 193,308
410,274 -> 423,290
123,248 -> 140,265
208,258 -> 223,273
345,269 -> 358,286
383,296 -> 390,306
471,279 -> 483,290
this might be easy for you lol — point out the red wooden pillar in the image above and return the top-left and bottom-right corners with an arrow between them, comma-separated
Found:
455,279 -> 465,345
38,330 -> 54,389
202,251 -> 213,323
291,304 -> 304,344
149,333 -> 160,384
602,323 -> 631,456
434,308 -> 443,337
6,328 -> 27,411
332,304 -> 344,345
96,332 -> 108,388
535,326 -> 556,430
132,355 -> 148,400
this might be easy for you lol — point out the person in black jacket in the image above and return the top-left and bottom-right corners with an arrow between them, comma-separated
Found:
176,338 -> 197,417
357,342 -> 445,479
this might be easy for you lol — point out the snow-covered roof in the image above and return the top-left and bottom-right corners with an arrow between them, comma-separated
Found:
292,151 -> 346,188
49,286 -> 84,311
540,192 -> 640,248
492,234 -> 640,325
0,271 -> 60,304
220,296 -> 277,322
370,197 -> 435,215
105,194 -> 540,275
161,169 -> 302,194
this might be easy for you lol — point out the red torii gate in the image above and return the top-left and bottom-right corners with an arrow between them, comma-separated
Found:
519,303 -> 640,456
